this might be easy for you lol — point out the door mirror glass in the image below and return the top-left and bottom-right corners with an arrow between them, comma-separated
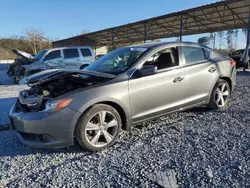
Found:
139,65 -> 157,76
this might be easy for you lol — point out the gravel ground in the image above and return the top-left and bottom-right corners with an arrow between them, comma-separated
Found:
0,70 -> 249,187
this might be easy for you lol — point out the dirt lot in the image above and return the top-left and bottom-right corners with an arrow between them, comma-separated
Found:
0,65 -> 249,187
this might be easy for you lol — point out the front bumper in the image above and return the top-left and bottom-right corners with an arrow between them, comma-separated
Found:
9,104 -> 81,148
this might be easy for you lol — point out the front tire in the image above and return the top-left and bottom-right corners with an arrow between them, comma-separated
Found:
75,104 -> 122,151
208,79 -> 230,109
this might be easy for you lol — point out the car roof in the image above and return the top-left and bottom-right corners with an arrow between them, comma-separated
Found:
47,46 -> 92,51
128,41 -> 210,49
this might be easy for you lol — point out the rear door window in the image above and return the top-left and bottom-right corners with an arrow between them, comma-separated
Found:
43,50 -> 61,61
80,48 -> 92,57
63,49 -> 79,59
182,46 -> 206,64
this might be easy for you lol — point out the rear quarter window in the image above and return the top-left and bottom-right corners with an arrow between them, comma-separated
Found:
210,51 -> 225,60
182,46 -> 206,64
80,49 -> 92,57
63,49 -> 79,59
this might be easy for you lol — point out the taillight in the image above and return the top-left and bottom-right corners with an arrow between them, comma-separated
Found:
231,60 -> 236,67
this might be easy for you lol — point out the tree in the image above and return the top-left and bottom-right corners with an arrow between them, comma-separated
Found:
209,33 -> 216,49
0,47 -> 16,59
242,28 -> 248,38
0,37 -> 33,59
234,29 -> 239,49
197,36 -> 210,46
25,28 -> 51,54
226,30 -> 234,52
217,31 -> 224,49
149,39 -> 161,42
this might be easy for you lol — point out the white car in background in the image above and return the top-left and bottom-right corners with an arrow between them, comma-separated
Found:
10,46 -> 96,83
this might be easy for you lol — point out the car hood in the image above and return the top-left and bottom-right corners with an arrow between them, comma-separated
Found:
19,69 -> 116,85
12,49 -> 34,60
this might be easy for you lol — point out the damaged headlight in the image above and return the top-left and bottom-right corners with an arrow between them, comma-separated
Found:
43,90 -> 50,96
44,98 -> 72,112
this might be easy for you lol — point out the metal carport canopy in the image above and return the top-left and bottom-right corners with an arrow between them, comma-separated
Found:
53,0 -> 250,48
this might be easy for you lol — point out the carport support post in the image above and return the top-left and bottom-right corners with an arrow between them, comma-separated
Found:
111,29 -> 115,50
243,12 -> 250,71
180,15 -> 183,42
144,23 -> 147,43
94,36 -> 96,53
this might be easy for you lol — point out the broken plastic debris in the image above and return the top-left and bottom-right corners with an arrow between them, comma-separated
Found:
147,169 -> 178,188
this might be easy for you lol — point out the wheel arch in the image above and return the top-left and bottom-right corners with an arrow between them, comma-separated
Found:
74,100 -> 132,134
219,76 -> 232,92
79,63 -> 90,69
97,101 -> 130,131
207,76 -> 232,104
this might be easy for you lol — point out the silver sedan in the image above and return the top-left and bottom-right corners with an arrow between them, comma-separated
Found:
10,42 -> 236,151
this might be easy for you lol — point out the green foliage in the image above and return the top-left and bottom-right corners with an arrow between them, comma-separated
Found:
197,36 -> 210,46
0,37 -> 51,59
226,30 -> 234,51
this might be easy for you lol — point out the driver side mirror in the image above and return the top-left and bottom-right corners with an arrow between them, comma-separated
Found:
139,65 -> 157,76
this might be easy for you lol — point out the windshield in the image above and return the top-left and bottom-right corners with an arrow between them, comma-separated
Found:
34,49 -> 48,60
86,47 -> 148,74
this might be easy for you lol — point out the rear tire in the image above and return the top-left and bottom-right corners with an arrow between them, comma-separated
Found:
75,104 -> 122,151
246,61 -> 250,70
208,79 -> 231,109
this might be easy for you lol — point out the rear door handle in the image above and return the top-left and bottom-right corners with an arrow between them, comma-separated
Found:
208,66 -> 217,73
173,76 -> 184,83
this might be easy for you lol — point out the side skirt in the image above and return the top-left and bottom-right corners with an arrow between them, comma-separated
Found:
132,101 -> 207,126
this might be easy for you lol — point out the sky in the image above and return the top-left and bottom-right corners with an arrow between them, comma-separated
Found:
0,0 -> 247,49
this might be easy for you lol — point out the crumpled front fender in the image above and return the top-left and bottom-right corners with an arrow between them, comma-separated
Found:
24,60 -> 66,71
23,63 -> 47,71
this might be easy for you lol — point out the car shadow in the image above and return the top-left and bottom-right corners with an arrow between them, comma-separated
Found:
237,70 -> 250,76
184,106 -> 209,113
0,63 -> 11,71
0,64 -> 17,85
0,97 -> 17,125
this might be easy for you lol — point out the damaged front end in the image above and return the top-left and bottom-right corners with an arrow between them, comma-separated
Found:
16,69 -> 115,112
7,58 -> 36,83
7,49 -> 48,83
7,49 -> 35,77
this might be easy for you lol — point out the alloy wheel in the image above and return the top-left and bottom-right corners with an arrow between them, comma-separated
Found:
214,82 -> 230,108
85,111 -> 118,147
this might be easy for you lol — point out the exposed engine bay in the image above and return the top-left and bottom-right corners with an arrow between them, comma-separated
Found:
17,72 -> 110,112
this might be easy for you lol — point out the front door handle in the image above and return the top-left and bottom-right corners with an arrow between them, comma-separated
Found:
173,76 -> 184,83
208,66 -> 217,73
